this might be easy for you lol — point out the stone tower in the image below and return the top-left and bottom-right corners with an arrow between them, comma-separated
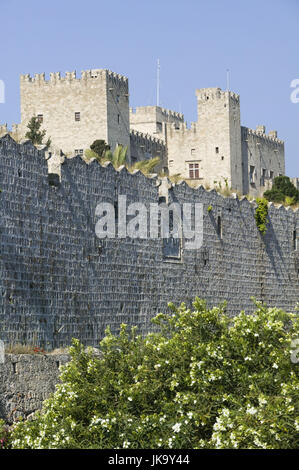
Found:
195,87 -> 243,192
19,69 -> 130,156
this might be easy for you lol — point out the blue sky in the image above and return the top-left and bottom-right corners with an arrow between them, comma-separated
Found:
0,0 -> 298,176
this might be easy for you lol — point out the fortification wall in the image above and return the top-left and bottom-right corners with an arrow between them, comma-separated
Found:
130,130 -> 167,171
0,134 -> 298,352
0,353 -> 70,424
19,69 -> 130,157
241,126 -> 285,197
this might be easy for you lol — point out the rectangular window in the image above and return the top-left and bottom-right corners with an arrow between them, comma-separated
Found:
117,114 -> 120,124
215,147 -> 219,154
75,112 -> 80,121
74,149 -> 83,155
37,114 -> 43,123
249,165 -> 255,184
270,170 -> 274,180
157,122 -> 162,132
293,230 -> 297,251
217,216 -> 222,239
189,163 -> 199,179
261,168 -> 267,186
191,148 -> 196,156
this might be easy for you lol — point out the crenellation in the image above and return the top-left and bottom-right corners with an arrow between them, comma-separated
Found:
245,127 -> 284,144
10,68 -> 295,200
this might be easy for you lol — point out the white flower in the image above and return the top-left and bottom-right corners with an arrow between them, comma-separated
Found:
128,396 -> 132,401
272,363 -> 279,369
123,440 -> 130,448
246,406 -> 257,415
172,422 -> 181,433
187,412 -> 193,419
258,397 -> 267,405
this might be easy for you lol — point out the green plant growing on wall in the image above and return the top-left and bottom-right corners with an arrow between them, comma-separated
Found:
85,145 -> 160,175
207,205 -> 213,212
25,116 -> 51,147
255,198 -> 269,235
90,139 -> 110,158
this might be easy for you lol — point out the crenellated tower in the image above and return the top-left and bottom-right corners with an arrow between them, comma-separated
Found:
19,69 -> 130,157
195,87 -> 243,192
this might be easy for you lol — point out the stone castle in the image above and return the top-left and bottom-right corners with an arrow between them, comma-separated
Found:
0,68 -> 298,426
0,68 -> 287,197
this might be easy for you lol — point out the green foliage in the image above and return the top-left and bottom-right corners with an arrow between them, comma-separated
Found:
90,139 -> 110,158
130,157 -> 160,175
84,145 -> 160,175
255,198 -> 269,235
207,205 -> 213,212
84,149 -> 100,161
25,116 -> 51,147
7,300 -> 299,449
264,176 -> 299,204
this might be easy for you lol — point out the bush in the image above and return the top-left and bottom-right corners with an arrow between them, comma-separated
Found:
255,198 -> 269,235
7,299 -> 299,449
264,176 -> 299,204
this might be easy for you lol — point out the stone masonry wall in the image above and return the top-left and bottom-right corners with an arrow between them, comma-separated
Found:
0,134 -> 298,352
0,353 -> 70,424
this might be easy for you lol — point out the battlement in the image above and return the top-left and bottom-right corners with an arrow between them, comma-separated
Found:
20,69 -> 128,87
0,124 -> 8,135
130,106 -> 184,121
242,126 -> 284,145
130,129 -> 166,147
196,87 -> 240,103
167,120 -> 197,136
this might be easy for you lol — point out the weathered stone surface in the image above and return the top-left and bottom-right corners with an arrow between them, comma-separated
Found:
0,134 -> 298,352
0,353 -> 69,424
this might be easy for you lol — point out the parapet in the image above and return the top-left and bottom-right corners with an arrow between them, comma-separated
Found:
242,126 -> 284,145
167,120 -> 197,137
130,106 -> 184,122
196,87 -> 240,103
20,69 -> 128,87
130,129 -> 166,148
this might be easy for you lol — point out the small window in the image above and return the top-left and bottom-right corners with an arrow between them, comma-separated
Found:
215,147 -> 219,154
217,216 -> 222,238
189,163 -> 199,179
293,230 -> 297,251
191,148 -> 196,156
117,114 -> 120,124
270,170 -> 274,180
157,122 -> 162,132
221,156 -> 224,161
261,168 -> 267,186
249,165 -> 255,184
74,149 -> 83,155
75,112 -> 80,121
37,114 -> 43,123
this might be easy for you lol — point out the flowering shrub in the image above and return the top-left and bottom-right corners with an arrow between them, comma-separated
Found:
5,299 -> 299,449
0,420 -> 10,449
